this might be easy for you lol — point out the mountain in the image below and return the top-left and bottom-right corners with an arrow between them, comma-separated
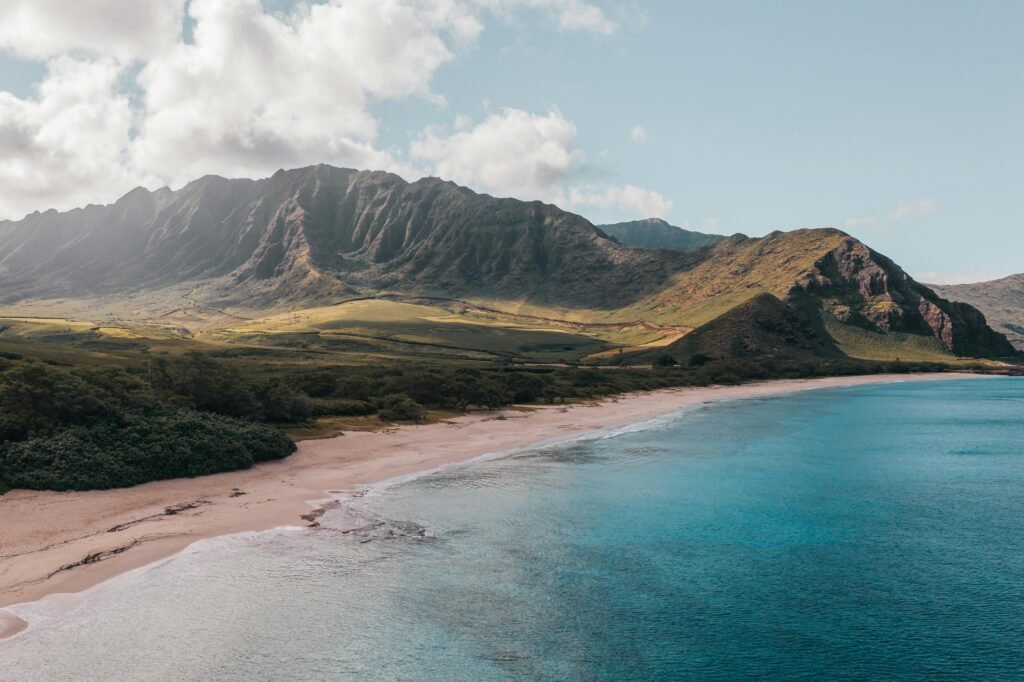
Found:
599,218 -> 729,252
0,165 -> 1015,361
629,228 -> 1015,360
0,166 -> 688,310
931,275 -> 1024,350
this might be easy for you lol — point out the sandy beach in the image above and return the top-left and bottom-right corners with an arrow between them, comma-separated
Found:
0,373 -> 982,638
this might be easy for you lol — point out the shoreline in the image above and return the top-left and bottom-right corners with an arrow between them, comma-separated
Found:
0,372 -> 985,638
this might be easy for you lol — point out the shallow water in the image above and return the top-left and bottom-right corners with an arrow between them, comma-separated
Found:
3,378 -> 1023,680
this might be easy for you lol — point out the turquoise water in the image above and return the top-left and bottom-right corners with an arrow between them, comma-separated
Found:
2,378 -> 1023,680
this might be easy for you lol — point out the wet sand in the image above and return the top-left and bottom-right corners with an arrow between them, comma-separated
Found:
0,373 -> 981,637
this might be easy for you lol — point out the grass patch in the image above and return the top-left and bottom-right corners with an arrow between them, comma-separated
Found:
824,315 -> 955,362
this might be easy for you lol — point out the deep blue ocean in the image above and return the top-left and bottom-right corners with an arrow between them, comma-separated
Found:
3,378 -> 1023,680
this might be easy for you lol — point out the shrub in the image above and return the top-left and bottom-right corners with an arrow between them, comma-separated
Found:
687,353 -> 713,368
503,372 -> 547,403
376,394 -> 425,422
254,380 -> 313,422
0,408 -> 295,491
652,354 -> 679,368
310,397 -> 377,417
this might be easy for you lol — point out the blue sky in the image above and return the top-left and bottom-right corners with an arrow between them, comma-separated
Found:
0,0 -> 1020,282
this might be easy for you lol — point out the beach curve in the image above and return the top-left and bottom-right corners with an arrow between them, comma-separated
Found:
0,372 -> 985,639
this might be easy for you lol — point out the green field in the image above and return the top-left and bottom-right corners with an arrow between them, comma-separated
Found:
0,294 -> 984,369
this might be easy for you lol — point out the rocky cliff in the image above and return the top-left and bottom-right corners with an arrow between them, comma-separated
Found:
932,274 -> 1024,351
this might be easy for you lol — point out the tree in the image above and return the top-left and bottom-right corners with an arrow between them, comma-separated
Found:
151,352 -> 259,418
255,380 -> 313,422
687,353 -> 712,368
504,372 -> 546,403
376,394 -> 425,422
0,362 -> 115,441
652,354 -> 680,368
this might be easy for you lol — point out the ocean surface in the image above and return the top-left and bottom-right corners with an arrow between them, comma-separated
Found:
2,377 -> 1023,681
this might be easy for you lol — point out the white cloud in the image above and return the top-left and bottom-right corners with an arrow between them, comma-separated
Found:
0,0 -> 184,61
474,0 -> 617,35
131,0 -> 478,185
0,0 -> 645,220
412,108 -> 672,218
887,199 -> 936,221
629,125 -> 647,142
843,216 -> 878,228
569,184 -> 673,218
412,108 -> 580,203
550,0 -> 617,34
844,199 -> 937,230
0,57 -> 149,219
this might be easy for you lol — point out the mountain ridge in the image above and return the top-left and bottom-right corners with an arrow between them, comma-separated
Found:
932,274 -> 1024,350
0,166 -> 689,310
0,165 -> 1015,360
598,218 -> 730,253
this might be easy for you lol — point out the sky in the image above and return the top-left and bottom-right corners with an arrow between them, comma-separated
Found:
0,0 -> 1020,283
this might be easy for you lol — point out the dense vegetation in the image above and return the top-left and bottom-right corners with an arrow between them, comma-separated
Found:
0,355 -> 296,492
0,346 -> 977,493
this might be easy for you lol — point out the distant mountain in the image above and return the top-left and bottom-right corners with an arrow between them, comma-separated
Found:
932,274 -> 1024,350
599,218 -> 729,252
0,165 -> 1014,360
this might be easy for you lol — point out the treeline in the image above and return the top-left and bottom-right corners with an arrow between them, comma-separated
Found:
0,350 -> 960,493
278,355 -> 957,419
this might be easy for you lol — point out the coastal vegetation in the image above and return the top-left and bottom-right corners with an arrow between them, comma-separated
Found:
0,357 -> 295,491
0,336 -> 981,493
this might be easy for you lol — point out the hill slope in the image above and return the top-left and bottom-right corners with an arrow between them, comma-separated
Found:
599,218 -> 729,252
0,165 -> 1014,360
630,293 -> 839,365
931,275 -> 1024,351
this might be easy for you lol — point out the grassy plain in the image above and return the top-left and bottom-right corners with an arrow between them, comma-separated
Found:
1,292 -> 969,368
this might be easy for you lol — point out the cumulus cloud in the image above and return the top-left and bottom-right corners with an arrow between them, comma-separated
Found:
844,199 -> 937,229
0,57 -> 149,219
0,0 -> 656,220
569,184 -> 673,218
0,0 -> 184,60
412,108 -> 672,218
131,0 -> 479,185
412,109 -> 580,203
629,125 -> 647,142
